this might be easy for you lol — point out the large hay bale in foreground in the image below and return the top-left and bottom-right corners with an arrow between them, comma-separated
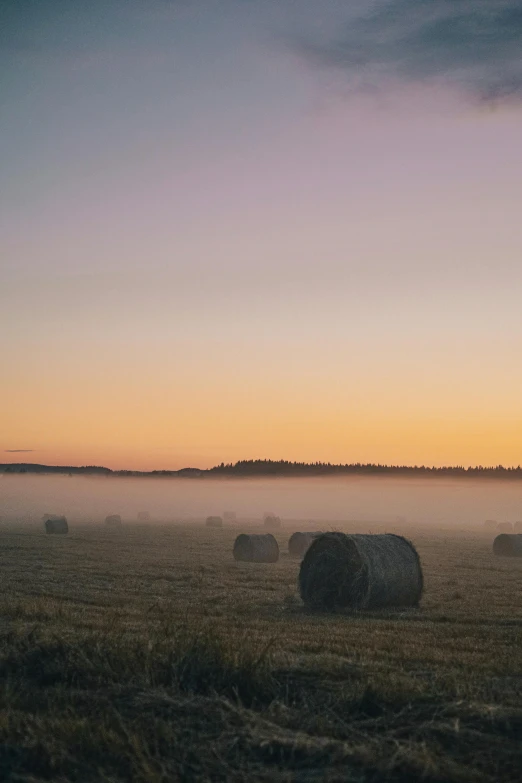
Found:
288,531 -> 323,558
105,514 -> 122,527
299,532 -> 423,611
44,515 -> 69,535
497,522 -> 513,533
233,533 -> 279,563
514,521 -> 522,534
493,534 -> 522,557
484,519 -> 498,531
206,515 -> 223,528
263,514 -> 282,529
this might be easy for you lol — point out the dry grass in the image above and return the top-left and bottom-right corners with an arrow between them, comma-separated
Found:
0,522 -> 521,781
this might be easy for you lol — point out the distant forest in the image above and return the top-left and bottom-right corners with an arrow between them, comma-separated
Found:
2,459 -> 522,479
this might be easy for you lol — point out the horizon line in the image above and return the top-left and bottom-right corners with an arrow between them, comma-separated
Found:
1,459 -> 522,477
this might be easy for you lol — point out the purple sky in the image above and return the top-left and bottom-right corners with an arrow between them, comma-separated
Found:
2,1 -> 522,469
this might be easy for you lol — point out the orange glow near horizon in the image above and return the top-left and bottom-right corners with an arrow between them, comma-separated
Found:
3,279 -> 522,471
3,354 -> 522,470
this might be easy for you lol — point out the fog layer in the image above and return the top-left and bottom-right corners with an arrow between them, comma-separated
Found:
1,475 -> 521,527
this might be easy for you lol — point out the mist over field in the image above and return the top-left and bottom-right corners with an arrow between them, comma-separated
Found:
1,473 -> 521,527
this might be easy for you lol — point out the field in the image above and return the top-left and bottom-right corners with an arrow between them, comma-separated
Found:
0,522 -> 521,782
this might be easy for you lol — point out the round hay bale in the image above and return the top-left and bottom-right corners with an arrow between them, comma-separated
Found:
514,521 -> 522,534
233,533 -> 279,563
223,511 -> 237,523
493,534 -> 522,557
44,515 -> 69,535
105,514 -> 122,527
288,531 -> 323,558
263,514 -> 282,529
497,522 -> 513,533
137,511 -> 150,522
484,519 -> 498,530
206,515 -> 223,528
299,532 -> 423,611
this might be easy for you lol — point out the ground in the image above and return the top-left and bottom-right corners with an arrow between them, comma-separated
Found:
0,522 -> 521,782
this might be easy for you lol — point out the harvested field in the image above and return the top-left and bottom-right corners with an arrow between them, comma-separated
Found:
0,523 -> 521,782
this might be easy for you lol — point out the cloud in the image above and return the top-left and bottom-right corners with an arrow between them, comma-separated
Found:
295,0 -> 522,102
4,449 -> 35,453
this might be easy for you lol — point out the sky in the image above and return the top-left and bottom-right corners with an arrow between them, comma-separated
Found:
1,0 -> 522,471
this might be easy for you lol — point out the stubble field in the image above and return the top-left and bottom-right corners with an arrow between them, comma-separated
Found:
0,522 -> 521,782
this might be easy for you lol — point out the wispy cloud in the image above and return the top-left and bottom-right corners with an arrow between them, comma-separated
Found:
294,0 -> 522,102
4,449 -> 35,453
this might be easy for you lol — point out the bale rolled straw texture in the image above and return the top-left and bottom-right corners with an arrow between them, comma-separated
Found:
493,534 -> 522,557
497,522 -> 513,533
105,514 -> 122,527
44,515 -> 69,535
233,533 -> 279,563
299,532 -> 423,611
206,515 -> 223,528
288,531 -> 323,558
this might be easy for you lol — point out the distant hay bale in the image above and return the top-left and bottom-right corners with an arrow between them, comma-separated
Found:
514,521 -> 522,534
288,531 -> 323,558
493,534 -> 522,557
105,514 -> 122,527
137,511 -> 150,522
299,532 -> 423,611
233,533 -> 279,563
497,522 -> 513,533
223,511 -> 237,523
44,515 -> 69,535
263,514 -> 282,529
484,519 -> 498,530
206,515 -> 223,528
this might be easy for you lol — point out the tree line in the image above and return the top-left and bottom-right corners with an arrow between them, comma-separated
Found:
2,459 -> 522,479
